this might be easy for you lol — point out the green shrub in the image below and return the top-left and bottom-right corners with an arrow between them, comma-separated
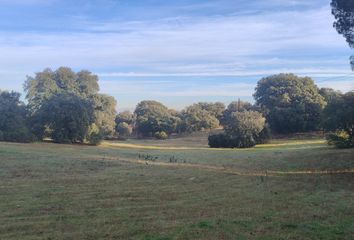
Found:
154,131 -> 168,140
208,133 -> 258,148
326,131 -> 353,148
208,133 -> 232,148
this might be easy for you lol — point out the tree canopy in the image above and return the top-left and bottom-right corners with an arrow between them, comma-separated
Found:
209,110 -> 267,148
179,104 -> 220,133
24,67 -> 117,143
331,0 -> 354,69
221,100 -> 253,125
194,102 -> 225,121
134,100 -> 180,137
322,91 -> 354,147
254,73 -> 325,134
24,67 -> 99,112
32,93 -> 95,144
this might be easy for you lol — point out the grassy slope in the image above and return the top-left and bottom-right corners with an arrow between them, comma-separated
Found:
0,138 -> 353,240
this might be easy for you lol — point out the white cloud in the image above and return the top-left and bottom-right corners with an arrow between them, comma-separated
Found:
0,2 -> 353,109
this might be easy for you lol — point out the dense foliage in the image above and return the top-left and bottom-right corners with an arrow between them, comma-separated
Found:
0,90 -> 34,142
331,0 -> 354,69
323,91 -> 354,148
194,102 -> 225,122
134,100 -> 180,138
254,74 -> 325,134
32,93 -> 95,144
116,122 -> 133,138
179,104 -> 220,133
209,111 -> 267,148
221,100 -> 253,125
24,67 -> 117,143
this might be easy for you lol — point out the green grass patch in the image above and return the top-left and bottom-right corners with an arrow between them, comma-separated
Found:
0,138 -> 353,239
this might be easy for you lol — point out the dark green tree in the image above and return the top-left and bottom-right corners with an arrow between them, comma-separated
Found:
224,111 -> 266,148
179,104 -> 220,133
323,91 -> 354,148
90,94 -> 117,138
25,67 -> 99,112
33,93 -> 95,144
25,67 -> 117,141
331,0 -> 354,69
0,90 -> 34,142
254,73 -> 325,133
209,110 -> 267,148
134,100 -> 180,137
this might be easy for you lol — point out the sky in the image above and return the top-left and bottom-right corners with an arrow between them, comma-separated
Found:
0,0 -> 353,111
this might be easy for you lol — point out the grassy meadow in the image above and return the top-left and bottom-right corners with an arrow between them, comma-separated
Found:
0,133 -> 353,239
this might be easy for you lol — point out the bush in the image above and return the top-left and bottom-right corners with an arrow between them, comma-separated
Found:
208,133 -> 258,148
154,131 -> 168,140
208,133 -> 232,148
326,132 -> 353,149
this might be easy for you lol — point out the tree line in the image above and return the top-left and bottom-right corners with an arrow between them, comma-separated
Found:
1,68 -> 352,148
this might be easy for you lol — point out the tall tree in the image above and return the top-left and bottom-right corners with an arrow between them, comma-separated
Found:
331,0 -> 354,69
24,67 -> 100,112
0,90 -> 34,142
25,67 -> 117,141
254,73 -> 325,133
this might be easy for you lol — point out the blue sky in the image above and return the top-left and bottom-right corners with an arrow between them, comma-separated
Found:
0,0 -> 353,111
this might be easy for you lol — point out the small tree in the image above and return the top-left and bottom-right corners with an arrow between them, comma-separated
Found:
209,111 -> 267,148
117,122 -> 133,138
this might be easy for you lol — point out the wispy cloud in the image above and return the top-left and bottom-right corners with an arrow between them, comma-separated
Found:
0,0 -> 352,109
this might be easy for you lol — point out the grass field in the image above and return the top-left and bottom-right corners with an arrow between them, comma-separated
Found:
0,134 -> 353,239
